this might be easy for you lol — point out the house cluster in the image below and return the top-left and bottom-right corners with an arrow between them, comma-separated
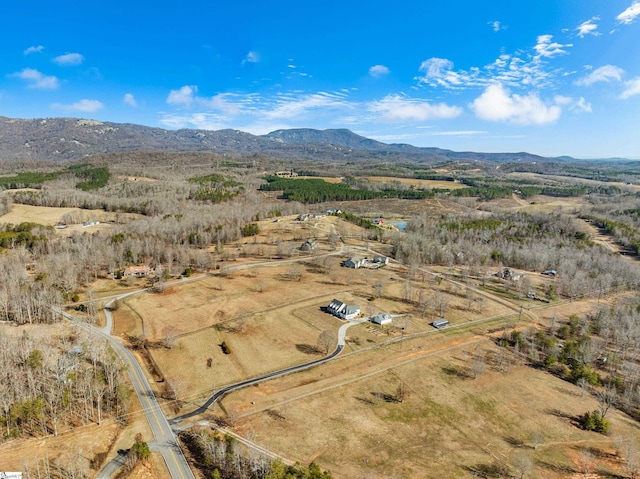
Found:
123,265 -> 152,277
343,255 -> 389,269
275,170 -> 298,178
327,299 -> 361,320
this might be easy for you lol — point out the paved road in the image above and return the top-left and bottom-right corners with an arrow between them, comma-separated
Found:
170,320 -> 362,425
58,305 -> 195,479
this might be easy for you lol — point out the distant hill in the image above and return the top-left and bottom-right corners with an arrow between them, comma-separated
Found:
0,115 -> 562,164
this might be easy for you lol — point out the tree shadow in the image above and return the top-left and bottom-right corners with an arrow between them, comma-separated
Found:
371,391 -> 400,403
441,364 -> 471,379
464,461 -> 510,478
296,343 -> 322,355
354,396 -> 375,405
504,435 -> 528,449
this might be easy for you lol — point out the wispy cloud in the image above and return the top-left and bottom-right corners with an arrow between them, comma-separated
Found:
242,51 -> 259,64
533,35 -> 572,60
367,94 -> 462,121
575,17 -> 600,38
469,84 -> 562,125
264,91 -> 350,120
52,53 -> 84,66
488,20 -> 506,32
24,45 -> 44,55
571,97 -> 592,113
429,130 -> 487,136
9,68 -> 59,89
617,1 -> 640,24
575,65 -> 624,86
620,77 -> 640,99
416,34 -> 572,91
124,93 -> 137,107
51,99 -> 104,112
369,64 -> 390,77
415,58 -> 475,89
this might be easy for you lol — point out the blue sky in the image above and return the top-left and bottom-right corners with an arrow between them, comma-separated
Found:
1,1 -> 639,158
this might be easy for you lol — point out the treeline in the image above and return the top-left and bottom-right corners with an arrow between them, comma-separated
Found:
182,429 -> 333,479
395,210 -> 640,299
447,178 -> 620,200
582,196 -> 640,256
188,173 -> 243,203
0,164 -> 110,191
0,222 -> 51,250
0,327 -> 130,441
260,176 -> 435,203
500,295 -> 640,430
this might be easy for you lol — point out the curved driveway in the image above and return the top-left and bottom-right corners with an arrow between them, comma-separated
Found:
170,320 -> 362,425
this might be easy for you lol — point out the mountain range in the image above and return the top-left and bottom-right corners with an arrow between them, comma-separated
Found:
0,115 -> 559,164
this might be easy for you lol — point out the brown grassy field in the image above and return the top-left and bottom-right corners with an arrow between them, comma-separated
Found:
224,317 -> 639,479
364,175 -> 469,190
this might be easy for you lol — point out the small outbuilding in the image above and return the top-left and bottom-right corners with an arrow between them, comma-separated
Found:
372,255 -> 389,265
372,312 -> 392,325
299,239 -> 317,251
432,319 -> 449,329
542,269 -> 557,277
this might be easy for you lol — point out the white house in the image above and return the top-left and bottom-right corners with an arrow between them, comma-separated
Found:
327,299 -> 360,320
341,305 -> 361,320
344,256 -> 365,268
372,312 -> 392,325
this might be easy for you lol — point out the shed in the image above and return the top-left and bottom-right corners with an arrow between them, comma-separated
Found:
432,319 -> 449,329
372,255 -> 389,265
372,312 -> 392,325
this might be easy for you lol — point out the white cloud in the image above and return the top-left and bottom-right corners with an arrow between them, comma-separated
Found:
416,34 -> 572,91
51,99 -> 104,112
243,51 -> 259,64
367,94 -> 462,121
416,58 -> 476,89
576,17 -> 600,38
488,20 -> 506,32
124,93 -> 137,107
167,85 -> 197,106
571,97 -> 592,113
52,53 -> 84,66
10,68 -> 59,89
369,64 -> 390,77
533,35 -> 572,60
618,1 -> 640,24
620,77 -> 640,99
24,45 -> 44,55
576,65 -> 624,86
470,84 -> 562,125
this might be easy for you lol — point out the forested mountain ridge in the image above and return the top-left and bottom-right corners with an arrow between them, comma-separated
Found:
0,115 -> 558,163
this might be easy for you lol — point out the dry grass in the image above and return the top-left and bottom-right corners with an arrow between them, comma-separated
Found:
364,176 -> 469,189
226,328 -> 639,479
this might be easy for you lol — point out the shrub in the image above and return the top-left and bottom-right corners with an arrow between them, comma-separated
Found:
241,223 -> 260,237
580,410 -> 610,434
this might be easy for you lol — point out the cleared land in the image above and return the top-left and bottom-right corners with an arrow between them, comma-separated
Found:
223,299 -> 639,478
